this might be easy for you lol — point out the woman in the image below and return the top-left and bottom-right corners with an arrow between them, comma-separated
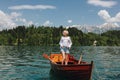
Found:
59,30 -> 72,65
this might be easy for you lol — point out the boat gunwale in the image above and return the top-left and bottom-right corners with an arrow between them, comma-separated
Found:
50,61 -> 93,67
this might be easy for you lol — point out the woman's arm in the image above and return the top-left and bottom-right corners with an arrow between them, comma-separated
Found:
68,37 -> 72,48
59,37 -> 63,47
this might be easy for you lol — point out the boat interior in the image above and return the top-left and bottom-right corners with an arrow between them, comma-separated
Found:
50,53 -> 87,65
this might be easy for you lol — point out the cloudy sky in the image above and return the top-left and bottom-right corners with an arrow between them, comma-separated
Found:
0,0 -> 120,30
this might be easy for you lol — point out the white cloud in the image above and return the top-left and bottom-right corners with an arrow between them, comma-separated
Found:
0,10 -> 35,30
98,10 -> 120,28
88,0 -> 117,8
67,20 -> 72,23
98,10 -> 120,23
8,5 -> 56,10
101,22 -> 118,28
43,20 -> 53,26
10,12 -> 21,18
98,10 -> 111,22
0,10 -> 17,30
15,18 -> 33,26
17,18 -> 26,23
26,21 -> 33,26
99,22 -> 119,30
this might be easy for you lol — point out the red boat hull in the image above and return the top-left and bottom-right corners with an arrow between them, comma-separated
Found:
50,61 -> 93,80
43,53 -> 93,80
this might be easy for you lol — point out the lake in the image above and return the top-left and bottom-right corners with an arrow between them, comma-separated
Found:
0,46 -> 120,80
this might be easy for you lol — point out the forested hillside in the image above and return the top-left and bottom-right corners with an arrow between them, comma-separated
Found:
0,25 -> 120,46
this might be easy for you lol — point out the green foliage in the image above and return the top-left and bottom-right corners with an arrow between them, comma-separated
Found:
0,25 -> 120,46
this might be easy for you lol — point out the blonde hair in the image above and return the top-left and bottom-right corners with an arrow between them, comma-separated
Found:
62,30 -> 69,36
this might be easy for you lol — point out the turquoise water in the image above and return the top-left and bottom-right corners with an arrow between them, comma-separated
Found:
0,46 -> 120,80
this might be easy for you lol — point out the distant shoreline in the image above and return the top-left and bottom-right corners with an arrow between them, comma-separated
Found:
0,25 -> 120,46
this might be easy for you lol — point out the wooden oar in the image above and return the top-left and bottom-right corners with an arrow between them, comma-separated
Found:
78,53 -> 82,64
42,53 -> 56,64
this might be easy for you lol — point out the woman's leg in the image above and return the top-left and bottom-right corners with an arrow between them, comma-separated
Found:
65,47 -> 70,65
65,54 -> 69,65
62,52 -> 65,65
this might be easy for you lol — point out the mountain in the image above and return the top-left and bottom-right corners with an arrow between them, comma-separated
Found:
69,23 -> 120,34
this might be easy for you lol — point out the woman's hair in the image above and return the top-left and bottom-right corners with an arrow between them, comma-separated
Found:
62,30 -> 69,35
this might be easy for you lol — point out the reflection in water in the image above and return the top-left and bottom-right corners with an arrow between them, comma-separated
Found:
0,46 -> 120,80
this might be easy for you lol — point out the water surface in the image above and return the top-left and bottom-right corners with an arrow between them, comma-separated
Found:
0,46 -> 120,80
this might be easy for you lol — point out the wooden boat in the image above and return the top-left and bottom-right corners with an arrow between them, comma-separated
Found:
43,53 -> 93,80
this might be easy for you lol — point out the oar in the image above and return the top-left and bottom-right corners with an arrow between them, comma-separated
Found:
78,53 -> 82,64
42,53 -> 56,64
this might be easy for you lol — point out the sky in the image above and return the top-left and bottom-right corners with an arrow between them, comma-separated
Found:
0,0 -> 120,30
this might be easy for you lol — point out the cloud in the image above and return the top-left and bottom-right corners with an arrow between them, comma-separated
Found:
100,22 -> 119,28
10,12 -> 22,18
98,10 -> 111,22
16,18 -> 33,26
98,10 -> 120,23
0,10 -> 34,30
67,20 -> 72,23
88,0 -> 117,8
16,18 -> 26,23
99,22 -> 119,31
43,20 -> 53,26
98,10 -> 120,28
0,10 -> 17,30
8,5 -> 56,10
27,21 -> 33,25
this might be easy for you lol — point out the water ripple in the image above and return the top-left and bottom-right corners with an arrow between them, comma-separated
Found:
0,46 -> 120,80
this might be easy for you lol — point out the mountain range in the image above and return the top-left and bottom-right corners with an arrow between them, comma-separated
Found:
69,23 -> 120,34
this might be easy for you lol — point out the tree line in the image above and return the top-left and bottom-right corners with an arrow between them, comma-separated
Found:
0,25 -> 120,46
